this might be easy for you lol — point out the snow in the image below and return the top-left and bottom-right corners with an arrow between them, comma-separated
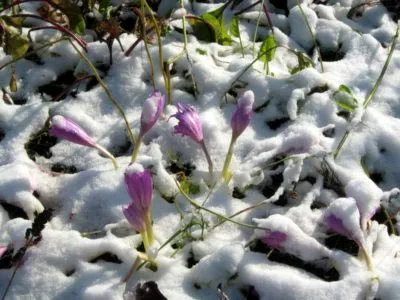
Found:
0,0 -> 400,299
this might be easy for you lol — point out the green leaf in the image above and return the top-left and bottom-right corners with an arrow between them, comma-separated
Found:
230,16 -> 240,37
333,85 -> 358,112
52,0 -> 86,34
201,13 -> 232,45
98,0 -> 112,19
180,179 -> 200,195
99,0 -> 111,11
9,72 -> 17,92
4,30 -> 30,59
187,16 -> 216,43
207,3 -> 228,18
258,35 -> 277,63
2,15 -> 24,30
290,51 -> 313,74
337,84 -> 353,95
361,156 -> 369,176
196,48 -> 207,55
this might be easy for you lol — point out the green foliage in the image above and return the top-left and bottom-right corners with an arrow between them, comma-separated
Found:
187,16 -> 216,43
201,12 -> 232,45
2,24 -> 30,59
230,16 -> 240,38
9,72 -> 17,92
290,51 -> 313,74
53,0 -> 86,34
180,177 -> 200,195
196,48 -> 207,55
259,35 -> 277,63
360,156 -> 369,176
333,85 -> 358,112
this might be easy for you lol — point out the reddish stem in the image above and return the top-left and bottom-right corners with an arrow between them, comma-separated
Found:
11,13 -> 87,51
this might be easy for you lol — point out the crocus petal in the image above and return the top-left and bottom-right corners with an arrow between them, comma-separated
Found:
261,231 -> 287,249
49,115 -> 96,147
124,164 -> 153,211
325,214 -> 350,237
324,197 -> 364,245
170,103 -> 203,143
122,203 -> 146,232
140,90 -> 165,137
345,178 -> 382,230
231,90 -> 254,139
0,246 -> 7,258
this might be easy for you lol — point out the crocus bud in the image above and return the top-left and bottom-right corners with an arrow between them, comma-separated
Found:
324,197 -> 364,245
0,246 -> 6,258
255,214 -> 331,261
122,202 -> 146,232
231,90 -> 254,140
49,115 -> 96,147
345,178 -> 382,230
139,90 -> 165,138
170,103 -> 204,144
123,163 -> 155,249
261,231 -> 287,249
124,164 -> 153,211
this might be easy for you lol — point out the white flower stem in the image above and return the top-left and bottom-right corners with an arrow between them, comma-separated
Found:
94,144 -> 119,170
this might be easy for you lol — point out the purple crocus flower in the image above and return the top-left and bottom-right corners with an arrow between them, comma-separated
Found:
231,90 -> 254,140
170,103 -> 204,144
261,231 -> 287,249
325,214 -> 351,237
123,164 -> 155,248
324,198 -> 364,245
122,202 -> 146,232
124,164 -> 153,211
49,115 -> 96,147
139,90 -> 165,138
0,246 -> 6,258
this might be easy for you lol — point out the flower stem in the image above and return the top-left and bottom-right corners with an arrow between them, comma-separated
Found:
200,141 -> 213,179
141,0 -> 169,104
295,0 -> 324,72
334,22 -> 400,159
221,135 -> 236,183
382,205 -> 396,235
363,21 -> 400,109
361,245 -> 374,272
209,199 -> 267,231
94,144 -> 119,170
175,179 -> 271,231
121,256 -> 141,283
68,40 -> 137,146
141,231 -> 150,252
252,0 -> 264,57
145,212 -> 154,245
131,135 -> 143,163
11,14 -> 87,50
138,4 -> 156,89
